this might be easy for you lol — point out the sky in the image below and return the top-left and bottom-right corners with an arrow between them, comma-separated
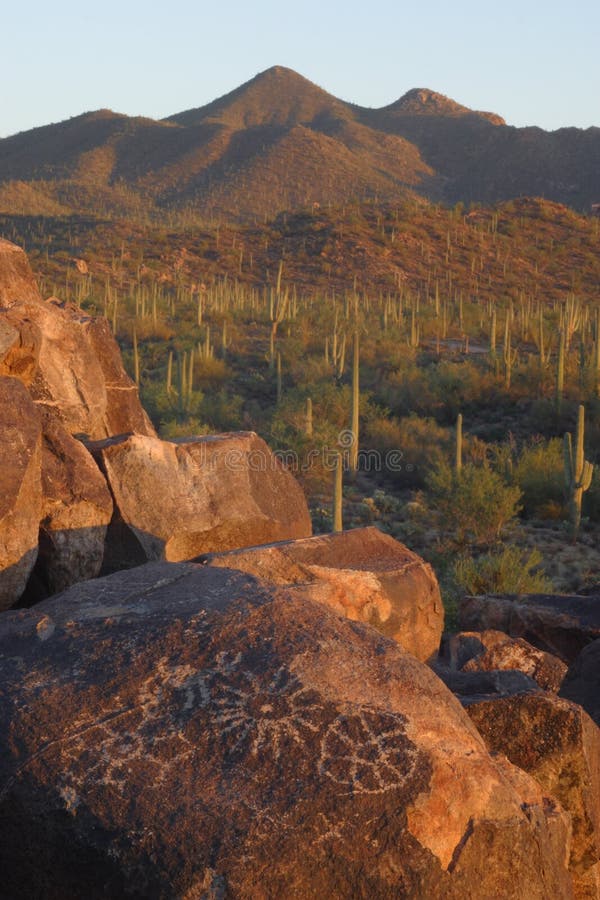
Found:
2,0 -> 599,138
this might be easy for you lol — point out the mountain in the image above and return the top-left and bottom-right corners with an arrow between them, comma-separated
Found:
0,66 -> 598,223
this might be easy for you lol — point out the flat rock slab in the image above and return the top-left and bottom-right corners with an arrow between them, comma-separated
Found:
202,527 -> 444,661
468,692 -> 600,898
0,377 -> 42,610
459,593 -> 600,663
0,562 -> 572,899
88,431 -> 312,569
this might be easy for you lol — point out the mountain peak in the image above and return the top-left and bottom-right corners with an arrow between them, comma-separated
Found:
167,66 -> 349,129
385,88 -> 505,124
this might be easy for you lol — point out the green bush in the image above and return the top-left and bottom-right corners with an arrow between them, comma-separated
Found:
426,461 -> 522,545
513,438 -> 565,518
452,546 -> 551,595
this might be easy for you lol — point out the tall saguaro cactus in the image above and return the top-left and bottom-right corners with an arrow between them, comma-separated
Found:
556,330 -> 566,413
333,450 -> 343,533
350,329 -> 360,474
455,413 -> 463,474
564,404 -> 594,541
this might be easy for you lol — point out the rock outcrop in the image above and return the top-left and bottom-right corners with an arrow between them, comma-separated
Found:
0,377 -> 42,611
0,562 -> 573,898
202,527 -> 443,661
27,411 -> 114,599
0,238 -> 41,307
468,692 -> 600,897
459,592 -> 600,663
0,240 -> 154,439
0,240 -> 315,606
446,629 -> 567,692
88,431 -> 312,569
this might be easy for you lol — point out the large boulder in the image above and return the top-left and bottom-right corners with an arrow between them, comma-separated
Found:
24,411 -> 114,600
0,562 -> 573,898
0,238 -> 154,439
560,639 -> 600,727
88,431 -> 312,569
0,238 -> 41,307
3,297 -> 155,439
446,629 -> 568,692
459,593 -> 600,663
0,377 -> 42,610
202,527 -> 443,661
467,692 -> 600,898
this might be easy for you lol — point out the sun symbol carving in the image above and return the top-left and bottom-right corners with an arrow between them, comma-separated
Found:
179,651 -> 419,796
184,651 -> 325,762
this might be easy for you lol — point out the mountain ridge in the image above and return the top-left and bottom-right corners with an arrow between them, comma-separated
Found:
0,66 -> 598,223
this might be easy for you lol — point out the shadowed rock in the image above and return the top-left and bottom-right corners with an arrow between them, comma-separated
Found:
459,593 -> 600,663
24,411 -> 114,599
0,377 -> 42,610
87,431 -> 312,569
468,692 -> 600,898
0,562 -> 572,898
446,629 -> 567,692
201,527 -> 443,661
560,639 -> 600,727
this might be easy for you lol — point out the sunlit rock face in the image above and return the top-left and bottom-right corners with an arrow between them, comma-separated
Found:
0,562 -> 572,898
0,376 -> 42,611
468,692 -> 600,898
202,526 -> 443,661
86,431 -> 313,571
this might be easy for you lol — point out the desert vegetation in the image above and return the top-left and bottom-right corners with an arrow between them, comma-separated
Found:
2,195 -> 600,606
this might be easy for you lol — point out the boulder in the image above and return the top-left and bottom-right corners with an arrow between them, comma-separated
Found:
447,629 -> 567,692
88,431 -> 312,569
0,238 -> 42,308
459,593 -> 600,663
0,562 -> 573,898
467,692 -> 600,898
9,297 -> 154,439
202,527 -> 443,661
560,639 -> 600,727
0,239 -> 154,439
0,377 -> 42,610
430,660 -> 542,702
24,411 -> 114,599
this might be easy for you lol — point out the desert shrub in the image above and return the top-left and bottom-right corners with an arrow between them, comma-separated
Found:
426,461 -> 522,545
364,413 -> 450,486
193,356 -> 231,388
159,417 -> 211,439
382,358 -> 496,422
200,389 -> 244,431
452,546 -> 551,595
513,438 -> 565,518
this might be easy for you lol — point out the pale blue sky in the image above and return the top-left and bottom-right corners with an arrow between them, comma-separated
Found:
2,0 -> 598,137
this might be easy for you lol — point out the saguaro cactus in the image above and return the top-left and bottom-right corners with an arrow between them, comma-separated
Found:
455,413 -> 463,474
564,404 -> 594,541
305,397 -> 313,437
350,329 -> 360,474
556,330 -> 565,413
333,450 -> 343,533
